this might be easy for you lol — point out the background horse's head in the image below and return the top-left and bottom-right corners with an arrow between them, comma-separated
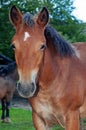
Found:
10,6 -> 49,98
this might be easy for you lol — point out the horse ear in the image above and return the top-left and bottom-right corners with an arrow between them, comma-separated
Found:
37,7 -> 49,27
9,5 -> 22,28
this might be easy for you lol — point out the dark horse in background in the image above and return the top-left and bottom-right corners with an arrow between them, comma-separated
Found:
0,62 -> 18,122
10,6 -> 86,130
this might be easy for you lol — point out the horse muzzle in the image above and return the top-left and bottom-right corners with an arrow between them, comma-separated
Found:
16,82 -> 36,98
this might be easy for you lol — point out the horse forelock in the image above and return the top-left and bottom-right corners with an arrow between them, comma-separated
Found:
22,13 -> 35,27
44,25 -> 76,57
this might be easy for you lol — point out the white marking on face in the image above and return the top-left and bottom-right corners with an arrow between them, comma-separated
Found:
24,32 -> 30,41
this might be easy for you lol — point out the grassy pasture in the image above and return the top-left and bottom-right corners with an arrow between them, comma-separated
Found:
0,107 -> 64,130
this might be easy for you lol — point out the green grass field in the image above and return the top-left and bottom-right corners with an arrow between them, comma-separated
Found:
0,107 -> 64,130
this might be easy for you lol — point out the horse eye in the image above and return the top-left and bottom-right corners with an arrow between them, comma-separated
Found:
10,44 -> 16,50
40,44 -> 46,51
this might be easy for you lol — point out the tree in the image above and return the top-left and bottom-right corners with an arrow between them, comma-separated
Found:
41,0 -> 86,42
0,0 -> 86,58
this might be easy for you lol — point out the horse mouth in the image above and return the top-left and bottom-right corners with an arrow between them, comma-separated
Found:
16,82 -> 37,98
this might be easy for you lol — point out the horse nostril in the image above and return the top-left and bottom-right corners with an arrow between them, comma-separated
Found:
31,82 -> 35,93
17,82 -> 21,88
16,81 -> 36,98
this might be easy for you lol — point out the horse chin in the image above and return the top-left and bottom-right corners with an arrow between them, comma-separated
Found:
17,83 -> 37,98
17,90 -> 35,98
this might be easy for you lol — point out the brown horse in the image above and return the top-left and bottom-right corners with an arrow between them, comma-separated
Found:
9,6 -> 86,130
0,62 -> 18,122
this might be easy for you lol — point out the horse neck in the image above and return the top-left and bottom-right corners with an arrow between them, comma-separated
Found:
38,47 -> 71,90
38,47 -> 61,87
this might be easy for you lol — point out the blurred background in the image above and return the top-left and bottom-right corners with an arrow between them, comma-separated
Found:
0,0 -> 86,59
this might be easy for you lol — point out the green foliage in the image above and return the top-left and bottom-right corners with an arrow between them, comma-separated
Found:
0,1 -> 15,58
0,0 -> 86,59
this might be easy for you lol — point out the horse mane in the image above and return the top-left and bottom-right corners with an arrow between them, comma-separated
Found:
44,25 -> 76,57
22,13 -> 35,27
0,62 -> 16,77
